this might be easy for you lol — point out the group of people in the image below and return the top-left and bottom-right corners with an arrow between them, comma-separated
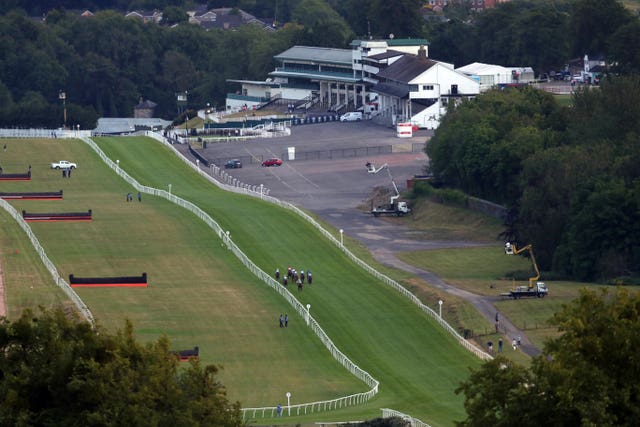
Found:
275,267 -> 313,291
278,314 -> 289,328
488,336 -> 521,353
126,192 -> 142,202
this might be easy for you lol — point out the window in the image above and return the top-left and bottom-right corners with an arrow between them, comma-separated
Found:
422,85 -> 434,91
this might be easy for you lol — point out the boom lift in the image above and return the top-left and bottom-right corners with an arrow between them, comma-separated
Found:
365,162 -> 411,217
502,242 -> 548,299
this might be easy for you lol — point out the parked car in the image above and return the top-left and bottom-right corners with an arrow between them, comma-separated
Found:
50,160 -> 77,169
224,159 -> 242,169
340,112 -> 363,122
261,158 -> 282,167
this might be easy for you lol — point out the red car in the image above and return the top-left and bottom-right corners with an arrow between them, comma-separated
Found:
261,158 -> 283,167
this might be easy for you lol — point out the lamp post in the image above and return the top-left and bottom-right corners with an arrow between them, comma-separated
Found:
286,392 -> 291,416
196,159 -> 199,172
116,159 -> 120,170
339,229 -> 344,246
306,303 -> 311,325
58,90 -> 67,129
76,124 -> 80,136
438,300 -> 443,318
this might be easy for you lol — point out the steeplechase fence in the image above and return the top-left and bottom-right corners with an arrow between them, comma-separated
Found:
0,198 -> 94,324
0,190 -> 63,200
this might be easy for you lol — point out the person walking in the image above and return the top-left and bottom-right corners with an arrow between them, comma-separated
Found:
285,314 -> 289,327
137,192 -> 142,202
498,338 -> 503,352
276,404 -> 282,417
279,314 -> 284,328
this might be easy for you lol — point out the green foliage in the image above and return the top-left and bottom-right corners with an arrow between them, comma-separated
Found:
427,87 -> 564,204
367,0 -> 423,39
428,77 -> 640,280
291,0 -> 354,47
457,288 -> 640,426
0,9 -> 303,127
0,308 -> 243,426
569,0 -> 633,57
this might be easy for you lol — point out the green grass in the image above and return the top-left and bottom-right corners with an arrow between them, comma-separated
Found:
396,245 -> 638,351
1,137 -> 486,426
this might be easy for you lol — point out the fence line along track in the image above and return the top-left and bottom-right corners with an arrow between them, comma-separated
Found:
0,199 -> 95,324
2,131 -> 489,425
82,135 -> 379,420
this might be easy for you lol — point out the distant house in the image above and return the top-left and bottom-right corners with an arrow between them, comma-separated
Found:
188,7 -> 273,31
125,10 -> 163,24
426,0 -> 510,12
134,98 -> 157,118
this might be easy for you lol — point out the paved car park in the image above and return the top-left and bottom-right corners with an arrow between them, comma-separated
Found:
194,121 -> 430,211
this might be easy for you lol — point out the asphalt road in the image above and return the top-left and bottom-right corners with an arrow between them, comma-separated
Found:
179,121 -> 540,357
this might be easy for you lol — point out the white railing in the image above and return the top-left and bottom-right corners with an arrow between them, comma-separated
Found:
381,408 -> 432,427
0,199 -> 95,324
3,130 -> 490,423
0,128 -> 92,139
148,132 -> 491,361
82,135 -> 379,420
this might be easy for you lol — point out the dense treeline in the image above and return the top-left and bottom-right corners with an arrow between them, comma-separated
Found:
1,0 -> 639,129
456,288 -> 640,426
427,78 -> 640,282
0,10 -> 304,128
0,308 -> 243,426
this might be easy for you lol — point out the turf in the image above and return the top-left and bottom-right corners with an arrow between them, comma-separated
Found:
1,136 -> 486,426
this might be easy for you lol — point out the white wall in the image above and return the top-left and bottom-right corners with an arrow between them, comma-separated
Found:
280,87 -> 313,100
410,63 -> 480,98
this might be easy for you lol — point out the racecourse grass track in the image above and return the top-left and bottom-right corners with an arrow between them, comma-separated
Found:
0,137 -> 483,426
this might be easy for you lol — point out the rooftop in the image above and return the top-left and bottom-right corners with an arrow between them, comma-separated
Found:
274,46 -> 353,66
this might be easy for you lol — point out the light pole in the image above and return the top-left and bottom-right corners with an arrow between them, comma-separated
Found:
339,229 -> 344,246
116,160 -> 120,170
306,303 -> 311,325
196,159 -> 199,172
76,124 -> 80,136
58,90 -> 67,128
438,300 -> 443,318
286,392 -> 291,416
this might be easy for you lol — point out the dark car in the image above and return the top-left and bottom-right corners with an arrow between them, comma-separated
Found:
261,158 -> 283,167
225,159 -> 242,169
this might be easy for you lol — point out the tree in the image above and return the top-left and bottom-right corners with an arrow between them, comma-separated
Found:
162,5 -> 188,26
368,0 -> 423,39
569,0 -> 632,57
0,308 -> 243,426
427,87 -> 564,204
608,20 -> 640,74
291,0 -> 353,47
456,287 -> 640,426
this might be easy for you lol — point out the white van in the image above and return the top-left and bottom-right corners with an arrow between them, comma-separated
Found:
340,111 -> 363,122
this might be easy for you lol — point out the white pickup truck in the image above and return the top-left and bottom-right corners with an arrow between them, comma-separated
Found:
50,160 -> 77,169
